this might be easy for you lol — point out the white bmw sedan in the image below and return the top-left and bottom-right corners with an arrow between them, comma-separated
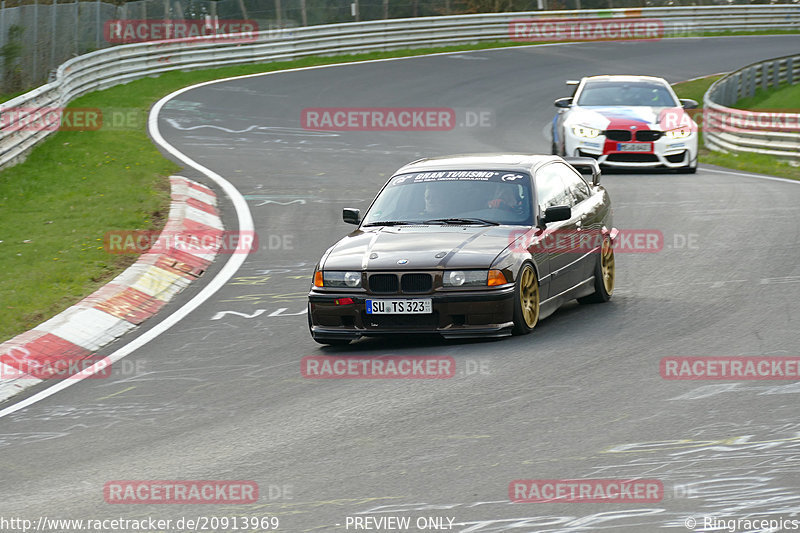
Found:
552,75 -> 699,173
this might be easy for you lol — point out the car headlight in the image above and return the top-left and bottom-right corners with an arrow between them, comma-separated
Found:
442,270 -> 509,287
665,128 -> 693,139
319,271 -> 362,288
571,125 -> 602,138
443,270 -> 487,287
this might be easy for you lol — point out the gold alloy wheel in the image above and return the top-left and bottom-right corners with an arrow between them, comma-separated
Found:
601,237 -> 615,295
520,266 -> 540,328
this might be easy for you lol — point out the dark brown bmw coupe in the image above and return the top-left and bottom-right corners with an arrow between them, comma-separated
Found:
308,154 -> 617,345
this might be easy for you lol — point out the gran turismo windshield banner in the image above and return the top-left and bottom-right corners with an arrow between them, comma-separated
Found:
389,170 -> 530,186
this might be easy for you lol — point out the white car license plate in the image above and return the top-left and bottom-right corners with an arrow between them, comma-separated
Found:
366,299 -> 432,314
617,142 -> 652,152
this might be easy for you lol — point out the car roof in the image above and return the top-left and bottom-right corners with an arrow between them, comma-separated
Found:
581,75 -> 669,84
394,153 -> 561,175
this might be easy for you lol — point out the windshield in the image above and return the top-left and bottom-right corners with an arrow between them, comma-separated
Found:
362,170 -> 533,226
577,80 -> 678,107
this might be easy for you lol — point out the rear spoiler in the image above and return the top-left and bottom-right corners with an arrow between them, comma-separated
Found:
564,157 -> 601,186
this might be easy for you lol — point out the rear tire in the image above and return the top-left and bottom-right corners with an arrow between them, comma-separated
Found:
512,263 -> 540,335
577,236 -> 615,304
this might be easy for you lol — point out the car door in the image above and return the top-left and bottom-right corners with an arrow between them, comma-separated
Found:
558,164 -> 601,282
533,162 -> 581,299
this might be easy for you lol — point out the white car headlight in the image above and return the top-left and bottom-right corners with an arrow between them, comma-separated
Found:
322,271 -> 362,288
443,270 -> 487,287
571,125 -> 602,138
665,128 -> 693,139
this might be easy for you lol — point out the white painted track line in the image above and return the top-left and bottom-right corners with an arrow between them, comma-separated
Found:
0,79 -> 255,419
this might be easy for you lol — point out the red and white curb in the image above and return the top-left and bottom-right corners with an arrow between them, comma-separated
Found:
0,176 -> 221,403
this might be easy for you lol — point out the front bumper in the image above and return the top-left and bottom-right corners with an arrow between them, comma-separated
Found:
565,131 -> 697,169
308,286 -> 516,340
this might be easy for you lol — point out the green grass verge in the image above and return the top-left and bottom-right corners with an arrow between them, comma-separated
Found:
1,37 -> 798,343
672,75 -> 799,181
734,82 -> 800,110
0,105 -> 178,343
671,75 -> 724,104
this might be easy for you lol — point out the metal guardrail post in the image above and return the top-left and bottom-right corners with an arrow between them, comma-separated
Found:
770,59 -> 777,89
704,53 -> 800,161
774,60 -> 779,86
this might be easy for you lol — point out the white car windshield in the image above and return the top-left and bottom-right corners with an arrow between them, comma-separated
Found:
577,81 -> 678,107
361,170 -> 533,226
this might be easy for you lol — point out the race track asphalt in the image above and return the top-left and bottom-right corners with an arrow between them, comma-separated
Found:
1,35 -> 799,532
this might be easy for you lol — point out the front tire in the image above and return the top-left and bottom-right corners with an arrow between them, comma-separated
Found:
512,263 -> 540,335
578,236 -> 615,304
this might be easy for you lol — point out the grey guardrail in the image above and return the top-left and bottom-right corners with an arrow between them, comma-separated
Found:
1,4 -> 798,171
703,53 -> 800,161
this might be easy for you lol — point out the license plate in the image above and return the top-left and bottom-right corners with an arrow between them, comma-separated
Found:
617,142 -> 651,152
366,299 -> 432,314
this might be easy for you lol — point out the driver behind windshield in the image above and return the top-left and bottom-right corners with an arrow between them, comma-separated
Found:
488,185 -> 522,211
423,183 -> 451,215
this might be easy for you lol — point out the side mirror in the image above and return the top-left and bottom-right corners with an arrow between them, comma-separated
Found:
554,97 -> 573,108
542,205 -> 571,225
342,208 -> 360,225
680,98 -> 698,109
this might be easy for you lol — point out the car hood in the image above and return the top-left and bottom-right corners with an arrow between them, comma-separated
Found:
322,225 -> 523,270
566,105 -> 695,131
